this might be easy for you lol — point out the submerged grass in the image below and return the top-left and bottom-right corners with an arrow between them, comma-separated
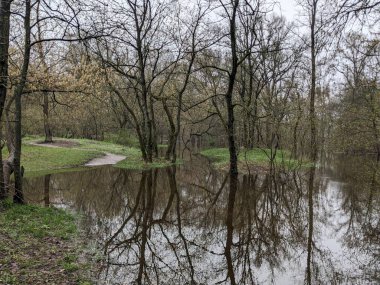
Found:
0,200 -> 93,284
201,147 -> 311,170
115,157 -> 182,170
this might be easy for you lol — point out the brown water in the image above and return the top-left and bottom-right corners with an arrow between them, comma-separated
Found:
23,155 -> 380,285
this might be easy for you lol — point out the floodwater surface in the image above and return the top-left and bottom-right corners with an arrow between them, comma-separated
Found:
23,155 -> 380,285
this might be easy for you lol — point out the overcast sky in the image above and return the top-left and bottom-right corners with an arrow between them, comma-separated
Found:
276,0 -> 297,20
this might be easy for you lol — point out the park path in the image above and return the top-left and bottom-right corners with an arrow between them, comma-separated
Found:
29,141 -> 126,166
85,153 -> 126,166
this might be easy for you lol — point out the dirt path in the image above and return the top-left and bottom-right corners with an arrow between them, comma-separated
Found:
28,140 -> 126,166
29,141 -> 80,148
85,153 -> 126,166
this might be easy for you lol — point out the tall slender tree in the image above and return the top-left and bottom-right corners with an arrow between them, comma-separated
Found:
13,0 -> 31,204
0,0 -> 11,199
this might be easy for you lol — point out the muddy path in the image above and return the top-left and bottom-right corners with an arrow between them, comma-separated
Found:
85,153 -> 126,166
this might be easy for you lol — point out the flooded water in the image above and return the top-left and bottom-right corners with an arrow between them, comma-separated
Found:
23,154 -> 380,284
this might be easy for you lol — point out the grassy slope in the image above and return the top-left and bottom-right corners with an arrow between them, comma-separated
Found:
20,145 -> 100,174
16,136 -> 140,175
48,137 -> 178,170
71,138 -> 138,155
68,138 -> 179,170
19,136 -> 177,174
0,201 -> 92,285
201,147 -> 310,170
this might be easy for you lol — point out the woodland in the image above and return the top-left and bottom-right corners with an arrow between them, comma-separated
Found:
0,0 -> 378,202
0,0 -> 379,284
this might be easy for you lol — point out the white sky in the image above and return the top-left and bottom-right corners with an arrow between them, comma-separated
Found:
275,0 -> 298,20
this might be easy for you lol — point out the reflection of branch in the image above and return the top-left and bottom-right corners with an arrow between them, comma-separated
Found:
211,174 -> 229,206
104,172 -> 145,253
169,166 -> 196,282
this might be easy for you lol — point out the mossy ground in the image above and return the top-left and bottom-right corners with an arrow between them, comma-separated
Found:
0,200 -> 93,284
200,147 -> 311,171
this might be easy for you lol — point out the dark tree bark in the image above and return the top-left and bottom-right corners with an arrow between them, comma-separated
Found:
310,0 -> 318,163
44,174 -> 51,207
224,1 -> 240,284
306,166 -> 315,285
0,0 -> 11,199
13,0 -> 32,204
163,99 -> 176,161
165,38 -> 198,163
43,92 -> 53,143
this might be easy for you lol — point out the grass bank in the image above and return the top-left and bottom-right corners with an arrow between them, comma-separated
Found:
23,136 -> 136,156
115,157 -> 182,170
201,147 -> 311,171
5,136 -> 178,176
0,200 -> 93,284
51,138 -> 178,170
8,144 -> 101,177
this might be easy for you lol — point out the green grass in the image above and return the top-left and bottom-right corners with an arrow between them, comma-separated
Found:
19,136 -> 178,175
2,144 -> 101,177
103,130 -> 140,148
115,156 -> 182,170
0,201 -> 76,239
0,201 -> 93,284
73,138 -> 137,155
23,166 -> 92,178
23,135 -> 136,155
200,147 -> 310,170
23,145 -> 99,172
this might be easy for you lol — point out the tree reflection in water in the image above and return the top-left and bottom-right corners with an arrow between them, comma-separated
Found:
23,155 -> 380,284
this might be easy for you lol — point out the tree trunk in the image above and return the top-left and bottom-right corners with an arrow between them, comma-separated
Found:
0,0 -> 11,199
44,174 -> 51,207
163,100 -> 176,161
292,92 -> 302,157
224,1 -> 240,284
149,92 -> 158,158
0,141 -> 4,200
3,94 -> 15,196
136,28 -> 153,163
13,0 -> 31,204
43,92 -> 53,143
310,0 -> 318,162
306,167 -> 315,285
306,2 -> 318,282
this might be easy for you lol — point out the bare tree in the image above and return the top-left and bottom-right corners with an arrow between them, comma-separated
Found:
3,0 -> 103,202
297,0 -> 336,161
11,0 -> 31,203
94,0 -> 174,162
0,0 -> 11,199
211,0 -> 259,283
162,2 -> 207,163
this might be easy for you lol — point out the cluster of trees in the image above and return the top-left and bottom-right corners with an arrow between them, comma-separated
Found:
0,0 -> 378,284
0,0 -> 379,238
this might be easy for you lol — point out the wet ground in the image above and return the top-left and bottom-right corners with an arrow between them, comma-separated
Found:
85,153 -> 126,166
23,154 -> 380,284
